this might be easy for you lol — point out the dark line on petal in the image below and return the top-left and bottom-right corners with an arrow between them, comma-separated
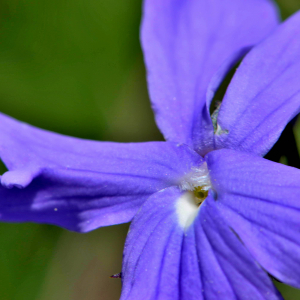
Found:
229,227 -> 244,245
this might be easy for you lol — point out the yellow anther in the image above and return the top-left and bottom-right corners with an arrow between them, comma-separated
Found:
193,186 -> 209,206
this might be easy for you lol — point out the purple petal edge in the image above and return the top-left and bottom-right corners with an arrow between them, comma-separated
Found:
142,0 -> 279,154
215,11 -> 300,156
0,113 -> 201,232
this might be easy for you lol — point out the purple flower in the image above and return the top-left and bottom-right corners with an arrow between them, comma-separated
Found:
1,0 -> 300,298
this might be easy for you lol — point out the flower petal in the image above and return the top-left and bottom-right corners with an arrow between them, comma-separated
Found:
141,0 -> 279,153
215,11 -> 300,156
195,198 -> 282,300
121,187 -> 184,300
0,113 -> 201,232
121,186 -> 282,300
206,149 -> 300,288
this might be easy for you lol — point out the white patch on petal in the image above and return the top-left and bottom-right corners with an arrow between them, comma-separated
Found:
176,192 -> 199,229
176,162 -> 213,229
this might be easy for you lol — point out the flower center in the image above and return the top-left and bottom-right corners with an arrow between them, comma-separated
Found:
193,186 -> 209,206
176,162 -> 212,229
179,162 -> 211,206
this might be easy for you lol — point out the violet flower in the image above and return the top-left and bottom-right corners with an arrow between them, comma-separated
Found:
1,0 -> 300,298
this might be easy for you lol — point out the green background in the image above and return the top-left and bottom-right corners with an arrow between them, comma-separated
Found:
0,0 -> 299,299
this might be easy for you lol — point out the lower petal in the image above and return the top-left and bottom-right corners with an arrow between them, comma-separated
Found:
121,187 -> 184,300
121,186 -> 281,300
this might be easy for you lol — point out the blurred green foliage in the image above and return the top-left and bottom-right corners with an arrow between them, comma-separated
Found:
0,0 -> 299,299
277,0 -> 300,19
0,0 -> 148,140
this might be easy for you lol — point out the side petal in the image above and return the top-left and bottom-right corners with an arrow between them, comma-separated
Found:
215,11 -> 300,156
121,186 -> 282,300
142,0 -> 279,153
206,149 -> 300,288
0,113 -> 202,232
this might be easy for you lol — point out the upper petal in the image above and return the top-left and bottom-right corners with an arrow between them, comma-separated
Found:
206,149 -> 300,288
0,113 -> 201,231
121,186 -> 282,300
142,0 -> 279,153
215,11 -> 300,156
